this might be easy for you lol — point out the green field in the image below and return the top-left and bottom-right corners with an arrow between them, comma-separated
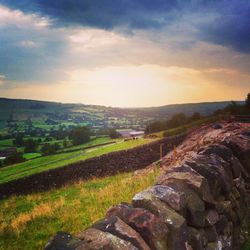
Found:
59,136 -> 113,152
23,153 -> 42,160
0,167 -> 160,250
0,139 -> 14,150
0,138 -> 154,184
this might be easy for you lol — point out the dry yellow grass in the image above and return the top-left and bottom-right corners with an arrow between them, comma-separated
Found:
0,167 -> 161,250
10,198 -> 65,232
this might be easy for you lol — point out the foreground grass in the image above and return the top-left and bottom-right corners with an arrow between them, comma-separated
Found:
0,167 -> 160,250
0,138 -> 154,184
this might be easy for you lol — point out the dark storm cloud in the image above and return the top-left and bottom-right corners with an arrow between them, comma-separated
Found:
1,0 -> 250,53
198,0 -> 250,53
0,0 -> 183,29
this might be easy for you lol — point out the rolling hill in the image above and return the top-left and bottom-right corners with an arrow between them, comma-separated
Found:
0,97 -> 241,133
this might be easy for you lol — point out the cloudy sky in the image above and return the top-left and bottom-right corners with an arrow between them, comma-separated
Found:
0,0 -> 249,107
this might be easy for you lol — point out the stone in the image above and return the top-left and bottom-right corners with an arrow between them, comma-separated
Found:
204,226 -> 218,242
132,189 -> 188,250
106,203 -> 168,250
91,216 -> 150,250
150,185 -> 187,212
218,235 -> 233,250
77,228 -> 138,250
205,209 -> 219,226
212,124 -> 222,129
215,215 -> 229,235
199,144 -> 241,178
185,154 -> 232,198
222,133 -> 250,178
187,227 -> 207,250
44,231 -> 87,250
156,166 -> 214,204
206,241 -> 220,250
156,180 -> 205,227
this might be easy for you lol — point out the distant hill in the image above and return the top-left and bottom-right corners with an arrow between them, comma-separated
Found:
0,97 -> 243,132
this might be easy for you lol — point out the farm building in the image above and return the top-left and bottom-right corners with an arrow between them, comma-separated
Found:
118,130 -> 144,138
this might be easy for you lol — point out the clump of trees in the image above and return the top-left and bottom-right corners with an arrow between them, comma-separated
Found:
145,112 -> 202,134
41,143 -> 61,156
146,93 -> 250,134
4,152 -> 25,166
24,139 -> 38,153
108,129 -> 121,139
13,133 -> 24,147
69,126 -> 91,145
214,93 -> 250,116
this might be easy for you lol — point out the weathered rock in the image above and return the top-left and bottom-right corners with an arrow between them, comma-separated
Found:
205,209 -> 219,226
91,216 -> 150,250
157,166 -> 214,204
213,124 -> 222,129
218,235 -> 233,250
132,189 -> 188,250
199,144 -> 241,179
45,232 -> 88,250
233,177 -> 247,197
106,203 -> 169,250
150,185 -> 187,212
215,201 -> 240,225
206,241 -> 220,250
185,154 -> 232,198
187,227 -> 208,250
156,180 -> 205,227
204,226 -> 218,242
77,228 -> 138,250
215,215 -> 229,235
223,133 -> 250,178
232,226 -> 241,249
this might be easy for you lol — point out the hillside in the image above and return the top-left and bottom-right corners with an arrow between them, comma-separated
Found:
0,97 -> 239,133
1,121 -> 249,249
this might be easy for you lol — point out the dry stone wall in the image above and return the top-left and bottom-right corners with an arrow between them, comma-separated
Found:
45,126 -> 250,250
0,134 -> 186,198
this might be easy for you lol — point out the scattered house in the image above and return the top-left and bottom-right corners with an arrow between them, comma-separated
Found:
118,130 -> 145,139
0,148 -> 17,157
129,131 -> 145,138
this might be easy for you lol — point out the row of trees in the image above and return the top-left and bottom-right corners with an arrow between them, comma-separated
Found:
145,93 -> 250,134
145,112 -> 202,134
214,93 -> 250,115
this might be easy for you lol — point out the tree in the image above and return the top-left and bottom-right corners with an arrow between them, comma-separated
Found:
245,93 -> 250,111
13,133 -> 24,147
69,126 -> 91,145
109,129 -> 121,139
24,139 -> 38,153
225,101 -> 240,115
63,139 -> 69,148
167,113 -> 187,128
189,112 -> 202,122
41,143 -> 59,156
4,152 -> 25,165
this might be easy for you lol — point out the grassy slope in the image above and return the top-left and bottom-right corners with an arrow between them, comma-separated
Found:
59,136 -> 113,152
151,116 -> 220,138
0,167 -> 160,250
0,138 -> 153,184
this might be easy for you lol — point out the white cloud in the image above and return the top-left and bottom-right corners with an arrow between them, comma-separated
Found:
0,4 -> 50,28
0,74 -> 6,84
19,40 -> 39,48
